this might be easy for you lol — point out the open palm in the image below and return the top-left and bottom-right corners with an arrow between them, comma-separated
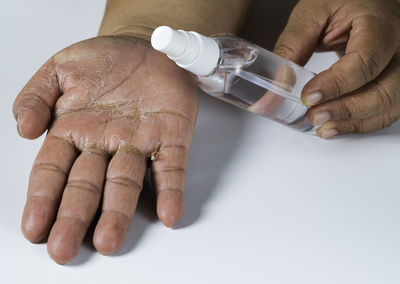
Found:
13,35 -> 198,264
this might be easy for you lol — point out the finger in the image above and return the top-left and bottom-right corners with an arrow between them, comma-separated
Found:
317,102 -> 400,138
302,16 -> 397,106
21,135 -> 77,243
316,22 -> 351,53
13,58 -> 60,139
273,2 -> 326,65
47,150 -> 108,264
93,146 -> 146,255
317,32 -> 349,53
308,55 -> 400,125
151,144 -> 187,227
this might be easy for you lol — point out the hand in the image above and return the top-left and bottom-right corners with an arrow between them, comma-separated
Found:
13,35 -> 198,264
274,0 -> 400,138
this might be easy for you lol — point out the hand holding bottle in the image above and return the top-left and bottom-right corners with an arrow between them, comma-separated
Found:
274,0 -> 400,138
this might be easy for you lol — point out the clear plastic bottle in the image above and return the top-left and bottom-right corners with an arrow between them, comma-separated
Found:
151,26 -> 316,132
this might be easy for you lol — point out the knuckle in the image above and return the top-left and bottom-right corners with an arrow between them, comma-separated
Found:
340,96 -> 362,119
28,194 -> 56,203
336,101 -> 352,119
158,187 -> 184,196
154,166 -> 185,174
106,176 -> 142,192
274,38 -> 299,59
374,83 -> 396,111
162,144 -> 188,151
32,162 -> 67,176
20,92 -> 52,111
349,120 -> 363,133
57,215 -> 89,228
349,96 -> 364,115
102,209 -> 130,222
66,179 -> 101,195
329,69 -> 350,97
357,51 -> 381,82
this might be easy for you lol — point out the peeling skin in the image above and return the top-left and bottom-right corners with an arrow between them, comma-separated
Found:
56,100 -> 190,122
81,144 -> 110,157
117,143 -> 145,157
154,91 -> 164,97
16,35 -> 198,264
150,142 -> 161,161
47,36 -> 197,157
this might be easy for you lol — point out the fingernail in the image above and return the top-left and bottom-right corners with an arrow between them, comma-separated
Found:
313,111 -> 331,125
304,92 -> 323,106
321,128 -> 338,139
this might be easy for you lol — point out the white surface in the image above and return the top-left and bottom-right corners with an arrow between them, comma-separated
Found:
1,1 -> 400,283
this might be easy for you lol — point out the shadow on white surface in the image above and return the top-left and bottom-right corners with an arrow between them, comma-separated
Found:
67,235 -> 96,266
68,93 -> 248,262
177,93 -> 247,228
173,0 -> 300,229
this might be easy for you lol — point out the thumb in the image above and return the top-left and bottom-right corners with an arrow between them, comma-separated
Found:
273,2 -> 327,65
12,58 -> 60,139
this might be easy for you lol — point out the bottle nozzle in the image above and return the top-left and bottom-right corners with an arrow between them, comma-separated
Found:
151,26 -> 220,76
151,26 -> 187,58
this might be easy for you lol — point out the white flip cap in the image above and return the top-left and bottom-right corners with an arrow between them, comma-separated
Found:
151,26 -> 220,76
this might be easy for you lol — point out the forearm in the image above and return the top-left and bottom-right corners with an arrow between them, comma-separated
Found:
99,0 -> 253,40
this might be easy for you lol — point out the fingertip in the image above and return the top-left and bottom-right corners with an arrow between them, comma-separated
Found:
21,199 -> 55,243
21,217 -> 45,244
93,232 -> 122,255
47,219 -> 85,264
47,238 -> 76,265
317,121 -> 338,139
157,189 -> 184,228
158,212 -> 180,228
93,212 -> 128,255
47,247 -> 74,265
17,107 -> 50,139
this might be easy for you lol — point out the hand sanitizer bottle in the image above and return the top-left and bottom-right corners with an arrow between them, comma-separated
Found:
151,26 -> 316,132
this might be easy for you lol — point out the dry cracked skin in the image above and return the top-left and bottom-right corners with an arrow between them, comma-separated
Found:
13,35 -> 198,264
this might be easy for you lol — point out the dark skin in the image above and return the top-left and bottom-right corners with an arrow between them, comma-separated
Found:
13,0 -> 400,264
13,36 -> 198,263
274,0 -> 400,138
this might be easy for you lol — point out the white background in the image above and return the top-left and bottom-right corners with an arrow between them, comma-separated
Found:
1,1 -> 400,283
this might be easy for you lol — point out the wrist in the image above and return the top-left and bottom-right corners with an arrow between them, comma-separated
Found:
98,0 -> 253,41
99,23 -> 154,42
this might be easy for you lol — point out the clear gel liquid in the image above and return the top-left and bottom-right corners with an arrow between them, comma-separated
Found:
197,35 -> 316,132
